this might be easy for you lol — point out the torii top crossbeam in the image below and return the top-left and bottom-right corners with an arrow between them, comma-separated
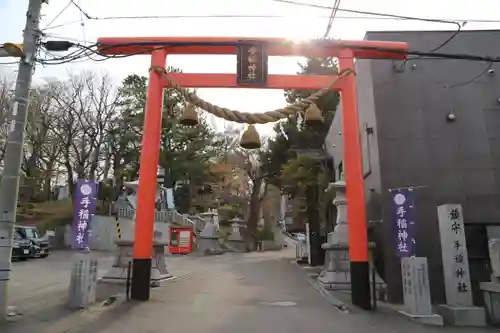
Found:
97,36 -> 408,58
97,37 -> 408,90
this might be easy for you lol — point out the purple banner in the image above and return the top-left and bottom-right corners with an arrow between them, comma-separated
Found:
72,179 -> 98,249
389,188 -> 416,258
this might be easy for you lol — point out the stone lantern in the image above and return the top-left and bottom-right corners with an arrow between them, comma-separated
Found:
226,217 -> 246,252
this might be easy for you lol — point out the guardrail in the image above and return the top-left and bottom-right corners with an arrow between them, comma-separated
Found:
110,202 -> 207,232
186,215 -> 206,232
172,211 -> 206,233
282,231 -> 308,261
112,206 -> 172,223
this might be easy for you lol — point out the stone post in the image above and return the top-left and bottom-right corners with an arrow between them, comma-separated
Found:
399,257 -> 444,326
436,204 -> 486,326
67,249 -> 98,309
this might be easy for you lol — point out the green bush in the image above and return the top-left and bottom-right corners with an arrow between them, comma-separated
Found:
256,226 -> 274,241
219,218 -> 232,227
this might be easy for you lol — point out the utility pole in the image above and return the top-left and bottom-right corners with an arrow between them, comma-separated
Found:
0,0 -> 45,321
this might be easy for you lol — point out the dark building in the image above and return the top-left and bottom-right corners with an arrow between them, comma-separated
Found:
325,30 -> 500,304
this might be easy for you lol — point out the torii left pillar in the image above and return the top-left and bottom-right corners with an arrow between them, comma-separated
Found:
130,49 -> 166,300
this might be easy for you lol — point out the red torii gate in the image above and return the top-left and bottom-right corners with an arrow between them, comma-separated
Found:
97,37 -> 408,309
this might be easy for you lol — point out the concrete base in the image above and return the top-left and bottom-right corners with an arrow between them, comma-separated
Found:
102,240 -> 173,287
225,239 -> 246,252
480,281 -> 500,325
436,304 -> 486,327
101,266 -> 173,287
197,235 -> 223,255
317,243 -> 386,293
318,270 -> 351,290
399,311 -> 444,327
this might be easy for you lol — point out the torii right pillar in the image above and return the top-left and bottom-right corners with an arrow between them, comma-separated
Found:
339,51 -> 371,310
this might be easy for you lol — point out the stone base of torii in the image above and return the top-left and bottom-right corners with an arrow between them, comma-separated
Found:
317,180 -> 386,294
102,229 -> 172,287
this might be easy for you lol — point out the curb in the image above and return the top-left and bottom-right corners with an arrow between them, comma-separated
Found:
291,260 -> 350,313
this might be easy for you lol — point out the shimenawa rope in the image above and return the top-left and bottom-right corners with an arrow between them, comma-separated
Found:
149,66 -> 355,125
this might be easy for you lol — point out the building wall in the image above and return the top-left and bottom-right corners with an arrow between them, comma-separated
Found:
326,30 -> 500,304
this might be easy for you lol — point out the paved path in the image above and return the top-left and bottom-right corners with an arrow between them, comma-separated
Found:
8,251 -> 114,315
8,251 -> 207,316
5,248 -> 499,333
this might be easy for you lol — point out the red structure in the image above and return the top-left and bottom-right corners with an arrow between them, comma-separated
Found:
97,36 -> 408,309
168,226 -> 194,255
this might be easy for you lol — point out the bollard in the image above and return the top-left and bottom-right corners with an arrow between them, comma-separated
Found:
126,261 -> 132,301
116,217 -> 122,240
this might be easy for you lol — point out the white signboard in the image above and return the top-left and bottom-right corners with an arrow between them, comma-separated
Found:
437,204 -> 473,306
402,257 -> 432,315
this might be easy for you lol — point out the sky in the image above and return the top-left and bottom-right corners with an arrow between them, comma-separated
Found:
1,0 -> 500,135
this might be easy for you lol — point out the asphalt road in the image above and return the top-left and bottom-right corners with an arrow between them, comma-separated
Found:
5,248 -> 499,333
9,250 -> 114,315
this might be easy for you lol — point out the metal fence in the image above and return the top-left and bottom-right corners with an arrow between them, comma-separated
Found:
111,205 -> 172,223
110,203 -> 206,233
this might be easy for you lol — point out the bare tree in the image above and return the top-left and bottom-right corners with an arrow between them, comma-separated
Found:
51,71 -> 120,195
218,126 -> 269,250
0,77 -> 14,165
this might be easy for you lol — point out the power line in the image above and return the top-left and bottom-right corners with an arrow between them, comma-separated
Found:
43,1 -> 72,30
69,0 -> 93,19
322,0 -> 340,39
44,32 -> 91,44
40,12 -> 500,32
272,0 -> 467,68
271,0 -> 473,25
417,61 -> 493,89
76,0 -> 88,44
396,21 -> 466,72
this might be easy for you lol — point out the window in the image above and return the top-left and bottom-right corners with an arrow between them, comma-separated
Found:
23,228 -> 39,239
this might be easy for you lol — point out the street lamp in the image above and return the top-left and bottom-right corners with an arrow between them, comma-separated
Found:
0,43 -> 25,58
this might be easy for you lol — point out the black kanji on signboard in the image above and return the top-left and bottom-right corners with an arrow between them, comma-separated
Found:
236,40 -> 268,86
449,208 -> 461,220
451,221 -> 461,234
455,267 -> 466,278
457,282 -> 468,293
454,253 -> 464,263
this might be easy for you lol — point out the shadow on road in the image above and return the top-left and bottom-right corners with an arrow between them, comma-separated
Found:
72,300 -> 139,333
